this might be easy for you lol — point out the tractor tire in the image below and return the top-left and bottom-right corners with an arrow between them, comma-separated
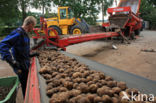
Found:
134,29 -> 140,35
81,19 -> 90,33
48,26 -> 62,36
48,26 -> 62,41
70,24 -> 84,35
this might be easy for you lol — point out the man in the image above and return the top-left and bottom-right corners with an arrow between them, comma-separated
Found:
0,16 -> 38,97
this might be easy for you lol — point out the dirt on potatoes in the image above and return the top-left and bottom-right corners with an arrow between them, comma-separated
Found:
38,50 -> 156,103
0,86 -> 12,101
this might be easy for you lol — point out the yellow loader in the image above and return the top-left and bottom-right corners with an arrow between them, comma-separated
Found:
45,6 -> 89,36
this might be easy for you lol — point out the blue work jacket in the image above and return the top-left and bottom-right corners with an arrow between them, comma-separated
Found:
0,27 -> 30,71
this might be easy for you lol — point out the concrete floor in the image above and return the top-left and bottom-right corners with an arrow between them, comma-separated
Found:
67,30 -> 156,81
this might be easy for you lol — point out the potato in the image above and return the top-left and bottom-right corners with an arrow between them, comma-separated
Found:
60,73 -> 67,78
99,73 -> 105,79
51,72 -> 58,78
59,87 -> 68,92
112,87 -> 122,94
97,86 -> 111,96
77,97 -> 90,103
63,81 -> 73,90
87,94 -> 96,102
46,87 -> 59,97
86,76 -> 92,82
58,68 -> 64,73
102,95 -> 112,103
69,97 -> 76,103
83,71 -> 90,77
42,74 -> 52,80
72,72 -> 82,78
50,92 -> 70,103
70,89 -> 81,97
99,80 -> 107,85
73,78 -> 81,83
87,81 -> 94,86
94,96 -> 103,102
77,83 -> 89,93
39,66 -> 51,74
80,78 -> 87,83
105,76 -> 113,81
117,82 -> 127,90
64,77 -> 72,81
89,84 -> 98,93
73,83 -> 79,89
112,97 -> 120,103
107,81 -> 117,88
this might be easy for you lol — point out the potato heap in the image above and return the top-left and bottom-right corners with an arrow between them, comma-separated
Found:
38,50 -> 156,103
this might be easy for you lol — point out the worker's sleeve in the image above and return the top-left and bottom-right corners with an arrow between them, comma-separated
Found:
0,32 -> 20,61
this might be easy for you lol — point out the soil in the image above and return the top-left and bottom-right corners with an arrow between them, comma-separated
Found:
67,30 -> 156,81
0,86 -> 12,101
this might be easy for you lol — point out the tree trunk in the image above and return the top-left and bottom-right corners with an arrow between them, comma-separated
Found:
21,0 -> 27,22
42,0 -> 45,15
42,4 -> 45,15
102,1 -> 104,23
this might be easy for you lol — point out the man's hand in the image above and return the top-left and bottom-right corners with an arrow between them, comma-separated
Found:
29,52 -> 39,58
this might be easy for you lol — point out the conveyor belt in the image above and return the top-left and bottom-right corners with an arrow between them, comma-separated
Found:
36,51 -> 156,103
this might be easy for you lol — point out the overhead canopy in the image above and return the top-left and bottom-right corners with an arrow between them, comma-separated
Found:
118,0 -> 140,14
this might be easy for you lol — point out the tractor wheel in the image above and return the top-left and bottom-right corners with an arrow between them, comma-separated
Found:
48,26 -> 62,36
70,25 -> 84,35
48,26 -> 62,41
134,29 -> 140,35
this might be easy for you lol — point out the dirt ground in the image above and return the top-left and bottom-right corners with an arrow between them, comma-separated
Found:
67,30 -> 156,81
0,30 -> 155,103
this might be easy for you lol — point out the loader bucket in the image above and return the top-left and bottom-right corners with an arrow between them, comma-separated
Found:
118,0 -> 141,14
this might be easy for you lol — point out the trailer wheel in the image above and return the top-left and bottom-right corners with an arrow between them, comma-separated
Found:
70,25 -> 84,35
134,29 -> 140,35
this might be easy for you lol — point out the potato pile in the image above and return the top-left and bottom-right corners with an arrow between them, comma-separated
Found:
38,50 -> 156,103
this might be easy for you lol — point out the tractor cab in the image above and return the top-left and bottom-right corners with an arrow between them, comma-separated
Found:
58,7 -> 75,26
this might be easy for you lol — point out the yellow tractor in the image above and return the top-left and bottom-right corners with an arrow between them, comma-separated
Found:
45,6 -> 89,36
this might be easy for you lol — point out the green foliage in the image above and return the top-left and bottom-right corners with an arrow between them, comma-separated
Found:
0,0 -> 20,26
0,26 -> 18,37
140,0 -> 156,29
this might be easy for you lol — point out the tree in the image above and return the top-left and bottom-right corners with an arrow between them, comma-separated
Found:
101,0 -> 113,23
140,0 -> 156,29
0,0 -> 19,26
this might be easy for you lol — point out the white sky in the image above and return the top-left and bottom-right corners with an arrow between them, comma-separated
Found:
29,0 -> 119,20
